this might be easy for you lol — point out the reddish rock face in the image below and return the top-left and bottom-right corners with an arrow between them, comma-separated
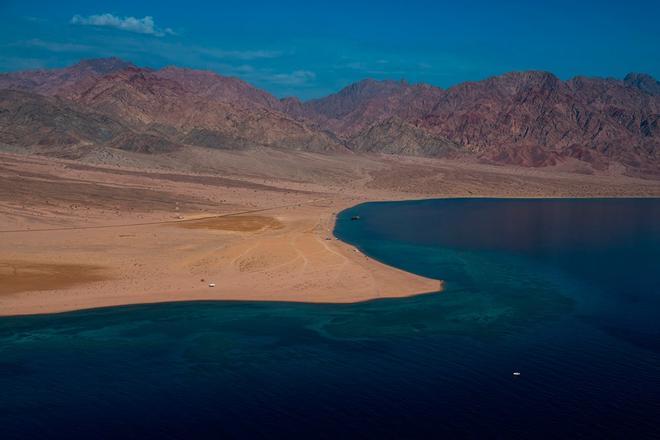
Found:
0,57 -> 136,98
0,58 -> 658,174
303,79 -> 445,138
292,71 -> 660,172
0,59 -> 346,153
408,72 -> 659,169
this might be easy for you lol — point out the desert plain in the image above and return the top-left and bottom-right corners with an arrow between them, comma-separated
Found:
1,147 -> 659,316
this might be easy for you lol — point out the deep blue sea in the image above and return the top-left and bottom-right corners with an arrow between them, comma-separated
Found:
2,198 -> 660,439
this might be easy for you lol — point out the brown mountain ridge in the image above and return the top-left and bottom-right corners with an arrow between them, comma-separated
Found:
1,58 -> 658,175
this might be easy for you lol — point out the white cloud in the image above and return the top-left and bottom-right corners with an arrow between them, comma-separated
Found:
268,70 -> 316,85
70,13 -> 174,37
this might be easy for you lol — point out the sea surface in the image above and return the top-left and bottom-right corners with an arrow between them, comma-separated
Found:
2,198 -> 660,439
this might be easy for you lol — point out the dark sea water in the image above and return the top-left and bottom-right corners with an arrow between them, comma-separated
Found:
2,198 -> 660,439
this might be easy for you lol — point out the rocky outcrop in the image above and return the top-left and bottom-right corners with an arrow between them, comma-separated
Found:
625,73 -> 660,96
350,117 -> 458,157
0,89 -> 128,147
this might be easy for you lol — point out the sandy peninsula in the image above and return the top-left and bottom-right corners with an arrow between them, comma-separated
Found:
1,148 -> 659,316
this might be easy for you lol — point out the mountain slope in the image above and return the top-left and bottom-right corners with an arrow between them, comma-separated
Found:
1,58 -> 659,174
73,67 -> 344,151
417,72 -> 660,167
0,60 -> 345,153
0,57 -> 136,98
295,71 -> 659,171
303,79 -> 445,137
0,89 -> 128,148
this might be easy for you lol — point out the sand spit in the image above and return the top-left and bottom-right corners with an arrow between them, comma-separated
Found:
0,203 -> 440,316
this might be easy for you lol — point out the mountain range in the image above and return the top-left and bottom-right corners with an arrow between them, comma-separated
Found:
1,58 -> 658,174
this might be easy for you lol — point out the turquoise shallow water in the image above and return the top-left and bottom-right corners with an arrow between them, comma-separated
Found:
2,198 -> 660,439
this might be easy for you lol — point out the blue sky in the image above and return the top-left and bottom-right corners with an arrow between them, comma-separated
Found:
1,0 -> 659,99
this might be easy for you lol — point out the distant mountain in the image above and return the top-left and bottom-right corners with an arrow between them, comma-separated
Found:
1,58 -> 658,174
292,71 -> 659,171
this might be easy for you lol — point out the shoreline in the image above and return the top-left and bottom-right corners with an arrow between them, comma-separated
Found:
0,287 -> 447,320
2,150 -> 659,318
0,201 -> 443,317
4,195 -> 660,318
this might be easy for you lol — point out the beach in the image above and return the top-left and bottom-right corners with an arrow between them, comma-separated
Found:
1,149 -> 659,316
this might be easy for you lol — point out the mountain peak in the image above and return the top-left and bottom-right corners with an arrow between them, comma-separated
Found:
305,78 -> 421,119
159,66 -> 221,77
342,78 -> 411,95
497,70 -> 561,86
624,73 -> 660,95
71,57 -> 137,75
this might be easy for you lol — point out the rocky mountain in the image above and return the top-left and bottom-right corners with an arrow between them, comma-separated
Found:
0,57 -> 136,98
0,89 -> 129,147
0,59 -> 344,153
293,71 -> 659,171
350,117 -> 458,157
303,79 -> 445,137
156,66 -> 281,108
1,58 -> 658,174
415,72 -> 660,169
624,73 -> 660,96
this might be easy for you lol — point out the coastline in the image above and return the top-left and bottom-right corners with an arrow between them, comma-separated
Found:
2,150 -> 659,317
0,201 -> 442,317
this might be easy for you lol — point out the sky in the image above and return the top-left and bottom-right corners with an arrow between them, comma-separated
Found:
1,0 -> 659,100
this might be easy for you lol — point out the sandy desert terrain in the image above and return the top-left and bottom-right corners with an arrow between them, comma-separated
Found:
1,147 -> 659,316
